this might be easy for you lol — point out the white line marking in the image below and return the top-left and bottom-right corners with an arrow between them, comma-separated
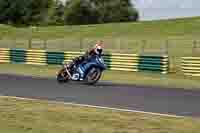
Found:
0,95 -> 184,118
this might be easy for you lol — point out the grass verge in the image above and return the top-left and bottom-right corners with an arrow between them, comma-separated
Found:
1,17 -> 200,40
0,17 -> 200,55
0,63 -> 200,90
0,96 -> 200,133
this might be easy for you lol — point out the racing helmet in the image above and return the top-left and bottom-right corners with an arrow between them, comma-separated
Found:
94,41 -> 103,55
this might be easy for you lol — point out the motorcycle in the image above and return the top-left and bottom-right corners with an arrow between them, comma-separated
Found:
56,55 -> 106,85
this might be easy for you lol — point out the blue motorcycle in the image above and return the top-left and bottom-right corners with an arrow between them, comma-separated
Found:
57,55 -> 106,85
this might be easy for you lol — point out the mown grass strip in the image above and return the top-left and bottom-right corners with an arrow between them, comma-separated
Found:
0,97 -> 200,133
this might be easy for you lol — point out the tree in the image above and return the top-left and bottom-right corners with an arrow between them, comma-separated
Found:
0,0 -> 54,25
64,0 -> 139,25
0,0 -> 31,25
48,0 -> 65,25
90,0 -> 139,23
118,0 -> 139,22
64,0 -> 99,25
0,0 -> 139,26
28,0 -> 54,25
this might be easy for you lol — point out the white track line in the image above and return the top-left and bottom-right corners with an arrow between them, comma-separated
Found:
0,95 -> 184,118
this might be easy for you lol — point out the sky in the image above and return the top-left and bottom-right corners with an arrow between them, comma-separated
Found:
60,0 -> 200,21
132,0 -> 200,20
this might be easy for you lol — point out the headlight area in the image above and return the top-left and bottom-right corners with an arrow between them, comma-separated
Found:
98,57 -> 104,64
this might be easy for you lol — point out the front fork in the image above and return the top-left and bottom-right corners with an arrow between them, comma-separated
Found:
58,66 -> 72,80
65,68 -> 72,79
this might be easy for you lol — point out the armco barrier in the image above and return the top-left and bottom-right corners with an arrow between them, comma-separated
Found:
47,51 -> 65,65
0,48 -> 169,74
138,55 -> 169,74
26,49 -> 46,65
103,53 -> 139,72
0,48 -> 10,63
182,57 -> 200,76
10,49 -> 26,64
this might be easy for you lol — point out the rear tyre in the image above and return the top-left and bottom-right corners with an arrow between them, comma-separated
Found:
85,67 -> 102,85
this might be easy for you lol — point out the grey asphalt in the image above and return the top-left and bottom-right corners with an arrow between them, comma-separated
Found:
0,74 -> 200,117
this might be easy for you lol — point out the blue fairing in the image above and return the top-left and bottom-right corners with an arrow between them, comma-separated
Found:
77,55 -> 106,79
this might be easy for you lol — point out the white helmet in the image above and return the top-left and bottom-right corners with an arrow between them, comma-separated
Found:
94,44 -> 103,55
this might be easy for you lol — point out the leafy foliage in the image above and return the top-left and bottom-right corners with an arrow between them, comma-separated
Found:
64,0 -> 139,25
0,0 -> 139,26
0,0 -> 54,26
48,0 -> 65,25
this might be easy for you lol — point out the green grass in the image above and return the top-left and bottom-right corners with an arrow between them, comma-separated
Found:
0,17 -> 200,54
0,97 -> 200,133
0,63 -> 200,90
1,17 -> 200,40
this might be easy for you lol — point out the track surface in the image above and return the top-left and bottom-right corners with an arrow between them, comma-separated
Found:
0,74 -> 200,117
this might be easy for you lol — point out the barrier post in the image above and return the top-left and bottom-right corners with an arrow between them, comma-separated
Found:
118,38 -> 121,53
28,38 -> 32,49
80,37 -> 83,52
43,39 -> 47,49
192,40 -> 197,54
165,40 -> 169,55
141,40 -> 147,54
62,39 -> 65,50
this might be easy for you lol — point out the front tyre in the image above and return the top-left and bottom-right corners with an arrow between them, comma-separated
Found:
85,67 -> 102,85
57,68 -> 69,83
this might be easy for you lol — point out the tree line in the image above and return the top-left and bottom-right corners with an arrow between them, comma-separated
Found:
0,0 -> 139,26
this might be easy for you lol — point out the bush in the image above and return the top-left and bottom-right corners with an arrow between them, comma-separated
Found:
64,0 -> 139,25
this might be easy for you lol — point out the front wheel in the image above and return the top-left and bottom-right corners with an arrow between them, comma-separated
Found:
57,68 -> 69,83
85,67 -> 102,85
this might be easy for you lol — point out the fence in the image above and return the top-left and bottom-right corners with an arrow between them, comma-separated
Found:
0,48 -> 169,74
1,38 -> 200,55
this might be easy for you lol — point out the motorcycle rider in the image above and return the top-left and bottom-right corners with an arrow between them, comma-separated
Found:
67,40 -> 103,72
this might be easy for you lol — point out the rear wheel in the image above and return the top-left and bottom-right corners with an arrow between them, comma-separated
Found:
85,67 -> 102,85
57,68 -> 69,83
